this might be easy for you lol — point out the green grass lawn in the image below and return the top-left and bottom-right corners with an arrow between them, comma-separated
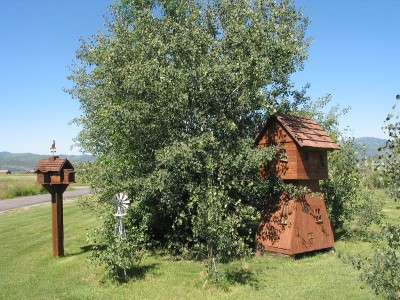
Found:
0,199 -> 385,300
380,189 -> 400,226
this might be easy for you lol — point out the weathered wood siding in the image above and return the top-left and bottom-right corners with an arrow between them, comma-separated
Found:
295,149 -> 328,180
257,122 -> 329,180
256,187 -> 334,255
256,114 -> 337,256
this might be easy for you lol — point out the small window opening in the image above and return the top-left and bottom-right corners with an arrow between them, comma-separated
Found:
314,208 -> 322,223
319,153 -> 325,168
303,151 -> 309,161
281,204 -> 289,225
279,149 -> 288,162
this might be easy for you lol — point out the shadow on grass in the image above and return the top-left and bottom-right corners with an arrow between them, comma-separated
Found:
293,248 -> 334,260
64,244 -> 159,284
125,263 -> 159,281
64,244 -> 106,257
111,263 -> 159,284
334,228 -> 347,241
64,244 -> 159,283
224,267 -> 260,288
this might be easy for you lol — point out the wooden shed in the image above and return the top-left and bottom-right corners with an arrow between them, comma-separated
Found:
34,156 -> 76,185
255,114 -> 340,256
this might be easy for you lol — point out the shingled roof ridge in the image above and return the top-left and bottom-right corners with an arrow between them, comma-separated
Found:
274,113 -> 340,150
34,157 -> 69,172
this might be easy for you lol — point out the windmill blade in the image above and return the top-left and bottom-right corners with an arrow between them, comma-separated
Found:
115,193 -> 129,202
117,193 -> 128,201
116,193 -> 124,201
114,193 -> 130,215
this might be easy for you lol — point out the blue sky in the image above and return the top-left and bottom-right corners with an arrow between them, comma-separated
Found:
0,1 -> 399,155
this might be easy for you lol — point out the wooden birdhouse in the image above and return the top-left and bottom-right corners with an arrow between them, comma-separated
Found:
255,114 -> 340,256
34,155 -> 76,257
35,156 -> 76,185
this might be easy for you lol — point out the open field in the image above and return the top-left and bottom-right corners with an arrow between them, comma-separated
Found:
1,196 -> 397,299
0,174 -> 46,200
379,189 -> 400,225
0,174 -> 86,200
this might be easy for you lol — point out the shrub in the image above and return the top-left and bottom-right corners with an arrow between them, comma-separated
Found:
322,137 -> 361,234
322,137 -> 384,238
350,224 -> 400,300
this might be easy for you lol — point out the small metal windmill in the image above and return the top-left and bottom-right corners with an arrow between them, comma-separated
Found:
114,192 -> 130,239
113,192 -> 130,278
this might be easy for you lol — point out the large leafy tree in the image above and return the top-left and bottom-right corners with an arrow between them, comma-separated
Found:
68,0 -> 310,280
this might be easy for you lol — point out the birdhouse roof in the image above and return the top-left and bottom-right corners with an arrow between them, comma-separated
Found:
34,156 -> 74,173
256,114 -> 341,150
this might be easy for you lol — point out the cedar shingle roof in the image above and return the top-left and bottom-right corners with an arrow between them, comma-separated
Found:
257,114 -> 341,150
34,157 -> 73,173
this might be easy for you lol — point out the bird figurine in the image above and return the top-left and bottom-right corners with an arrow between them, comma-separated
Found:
50,140 -> 56,156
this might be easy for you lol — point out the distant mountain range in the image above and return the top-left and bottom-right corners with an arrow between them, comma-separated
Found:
0,152 -> 96,173
354,137 -> 387,158
0,137 -> 387,173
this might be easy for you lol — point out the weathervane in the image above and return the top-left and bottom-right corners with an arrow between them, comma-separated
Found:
50,140 -> 56,156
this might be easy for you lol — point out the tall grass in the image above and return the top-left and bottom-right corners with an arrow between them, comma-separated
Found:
0,174 -> 46,200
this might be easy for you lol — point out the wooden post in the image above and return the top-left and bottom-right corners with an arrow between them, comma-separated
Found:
35,155 -> 75,257
44,184 -> 68,257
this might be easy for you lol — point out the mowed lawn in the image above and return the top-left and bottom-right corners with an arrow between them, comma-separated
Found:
0,199 -> 387,300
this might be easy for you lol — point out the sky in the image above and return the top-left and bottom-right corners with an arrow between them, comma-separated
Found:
0,1 -> 399,155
